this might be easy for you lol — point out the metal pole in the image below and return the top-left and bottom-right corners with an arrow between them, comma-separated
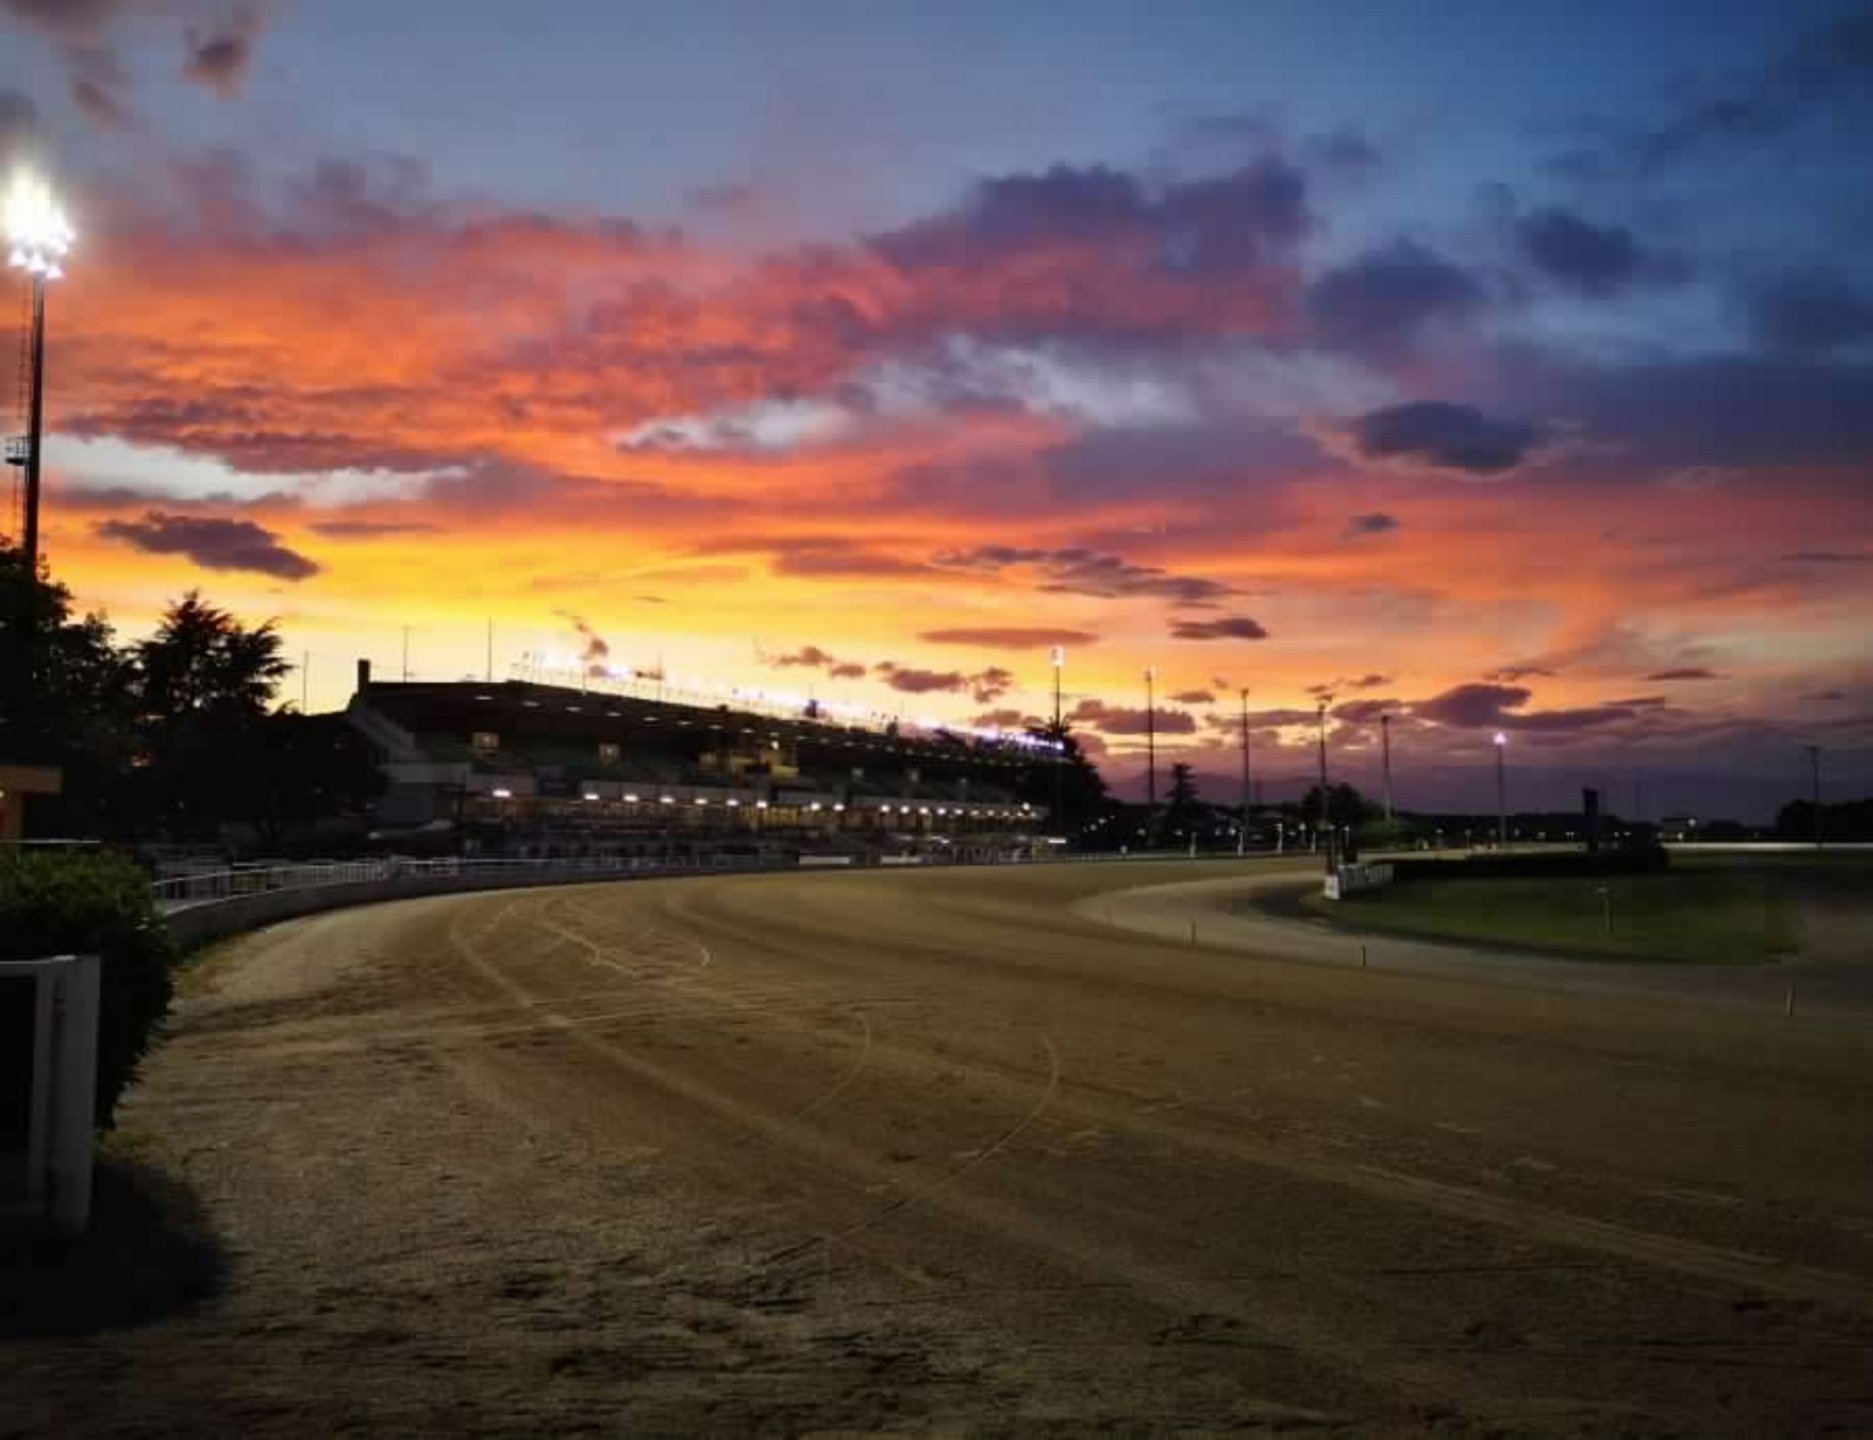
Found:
1496,744 -> 1507,849
1145,667 -> 1156,818
485,619 -> 493,684
22,275 -> 46,581
1381,713 -> 1393,825
302,650 -> 309,712
402,625 -> 410,682
1052,648 -> 1063,834
1316,701 -> 1329,858
1807,745 -> 1822,849
1238,688 -> 1250,855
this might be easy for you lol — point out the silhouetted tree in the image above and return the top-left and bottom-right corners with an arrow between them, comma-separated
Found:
1778,797 -> 1873,843
1163,761 -> 1203,840
135,592 -> 292,840
1300,782 -> 1375,832
0,542 -> 139,832
1023,719 -> 1109,838
233,712 -> 387,850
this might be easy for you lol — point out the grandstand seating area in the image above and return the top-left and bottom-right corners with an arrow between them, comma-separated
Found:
346,672 -> 1057,856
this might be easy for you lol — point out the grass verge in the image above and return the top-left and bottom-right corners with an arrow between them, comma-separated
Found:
1302,867 -> 1801,965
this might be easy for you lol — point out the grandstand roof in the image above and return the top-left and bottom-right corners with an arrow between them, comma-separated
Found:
354,680 -> 1056,780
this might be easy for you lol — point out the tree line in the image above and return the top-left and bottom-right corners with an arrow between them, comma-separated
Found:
1,543 -> 381,846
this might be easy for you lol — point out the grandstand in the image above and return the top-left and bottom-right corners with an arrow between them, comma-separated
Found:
345,661 -> 1058,857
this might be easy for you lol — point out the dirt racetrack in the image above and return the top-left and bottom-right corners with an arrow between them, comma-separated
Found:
6,858 -> 1873,1437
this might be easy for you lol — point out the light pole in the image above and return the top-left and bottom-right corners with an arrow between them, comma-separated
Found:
1315,698 -> 1330,856
6,172 -> 74,584
1238,687 -> 1251,856
1493,731 -> 1508,849
1381,712 -> 1394,828
1144,665 -> 1157,837
1050,645 -> 1064,834
1806,744 -> 1822,849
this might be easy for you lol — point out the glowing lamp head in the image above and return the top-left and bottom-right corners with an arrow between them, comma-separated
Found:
5,173 -> 74,280
1493,731 -> 1508,747
1050,646 -> 1064,668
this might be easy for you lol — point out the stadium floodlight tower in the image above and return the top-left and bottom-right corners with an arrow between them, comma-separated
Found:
7,171 -> 75,584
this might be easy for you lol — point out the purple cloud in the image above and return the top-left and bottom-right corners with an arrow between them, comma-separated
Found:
96,511 -> 321,581
1306,239 -> 1486,351
1742,269 -> 1873,356
183,17 -> 262,99
1070,699 -> 1198,736
1338,401 -> 1551,478
1410,682 -> 1635,734
933,545 -> 1236,606
1169,616 -> 1269,641
873,159 -> 1310,279
1514,207 -> 1686,296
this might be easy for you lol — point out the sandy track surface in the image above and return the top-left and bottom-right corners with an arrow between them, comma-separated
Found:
7,858 -> 1873,1436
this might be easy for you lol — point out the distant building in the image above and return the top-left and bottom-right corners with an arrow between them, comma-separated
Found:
0,764 -> 62,842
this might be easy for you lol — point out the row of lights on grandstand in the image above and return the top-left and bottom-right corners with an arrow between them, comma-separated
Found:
485,788 -> 1033,820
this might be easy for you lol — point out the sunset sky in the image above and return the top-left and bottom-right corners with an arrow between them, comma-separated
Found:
3,0 -> 1871,817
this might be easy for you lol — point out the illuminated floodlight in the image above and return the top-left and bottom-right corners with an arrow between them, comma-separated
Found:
659,795 -> 675,805
624,793 -> 640,803
1051,645 -> 1065,668
5,173 -> 74,280
491,787 -> 513,800
1493,731 -> 1508,747
755,800 -> 769,810
727,799 -> 741,808
582,792 -> 599,802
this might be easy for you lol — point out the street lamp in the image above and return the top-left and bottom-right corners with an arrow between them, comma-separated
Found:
6,171 -> 74,582
1493,731 -> 1508,849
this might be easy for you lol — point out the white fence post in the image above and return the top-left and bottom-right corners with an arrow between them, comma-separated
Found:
49,954 -> 100,1234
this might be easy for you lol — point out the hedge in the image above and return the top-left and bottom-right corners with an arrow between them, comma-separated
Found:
0,850 -> 175,1130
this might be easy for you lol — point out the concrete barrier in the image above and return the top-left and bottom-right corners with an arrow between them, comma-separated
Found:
163,864 -> 761,950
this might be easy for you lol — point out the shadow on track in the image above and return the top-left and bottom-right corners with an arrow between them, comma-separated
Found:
0,1156 -> 228,1339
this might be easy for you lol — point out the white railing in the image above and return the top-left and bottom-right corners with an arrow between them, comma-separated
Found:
149,853 -> 778,909
147,845 -> 1300,910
